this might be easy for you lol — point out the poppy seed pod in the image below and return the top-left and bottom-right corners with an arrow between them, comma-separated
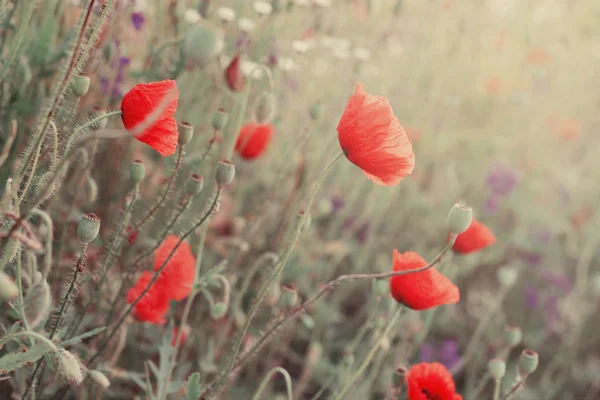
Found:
504,324 -> 522,347
497,266 -> 518,287
178,121 -> 194,146
186,174 -> 204,196
212,110 -> 228,130
280,284 -> 298,308
77,213 -> 101,244
488,359 -> 506,380
447,203 -> 473,235
519,350 -> 539,375
54,349 -> 84,386
71,75 -> 90,97
88,370 -> 110,389
184,22 -> 224,69
254,92 -> 277,123
215,160 -> 235,186
130,160 -> 146,184
0,271 -> 18,301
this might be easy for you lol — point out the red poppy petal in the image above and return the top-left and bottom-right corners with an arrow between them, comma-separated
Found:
452,220 -> 496,254
407,362 -> 462,400
154,235 -> 196,301
235,122 -> 274,160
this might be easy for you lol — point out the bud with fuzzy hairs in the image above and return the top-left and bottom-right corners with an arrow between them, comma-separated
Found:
88,370 -> 110,389
71,75 -> 90,97
24,279 -> 52,328
0,271 -> 18,301
52,349 -> 84,386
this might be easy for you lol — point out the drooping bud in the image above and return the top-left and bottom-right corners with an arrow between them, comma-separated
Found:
504,324 -> 522,347
77,213 -> 101,244
447,203 -> 473,235
53,349 -> 84,386
212,110 -> 228,130
0,271 -> 18,301
184,21 -> 224,69
130,160 -> 146,184
280,284 -> 298,308
89,107 -> 108,130
88,370 -> 110,389
186,174 -> 204,196
309,103 -> 322,120
211,302 -> 228,319
254,92 -> 277,123
371,279 -> 388,297
518,350 -> 539,375
497,266 -> 518,288
224,54 -> 245,92
215,160 -> 235,186
488,359 -> 506,380
24,279 -> 52,328
71,75 -> 90,97
178,121 -> 194,146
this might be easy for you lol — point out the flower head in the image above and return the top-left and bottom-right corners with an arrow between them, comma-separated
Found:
121,80 -> 179,156
154,235 -> 196,301
337,83 -> 415,186
235,122 -> 275,160
127,271 -> 171,324
407,362 -> 463,400
452,220 -> 496,254
225,54 -> 246,91
389,251 -> 460,310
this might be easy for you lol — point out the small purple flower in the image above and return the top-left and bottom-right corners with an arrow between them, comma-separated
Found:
540,270 -> 572,293
267,47 -> 279,68
486,163 -> 519,196
419,343 -> 435,363
520,251 -> 543,267
330,197 -> 345,212
440,339 -> 461,370
131,12 -> 145,31
342,216 -> 356,230
99,76 -> 110,94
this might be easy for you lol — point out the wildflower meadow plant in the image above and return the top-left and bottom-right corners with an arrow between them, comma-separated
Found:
0,0 -> 597,399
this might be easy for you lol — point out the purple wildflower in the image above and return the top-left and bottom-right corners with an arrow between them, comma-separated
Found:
486,163 -> 518,196
131,12 -> 145,31
419,343 -> 435,363
440,339 -> 461,370
330,197 -> 345,212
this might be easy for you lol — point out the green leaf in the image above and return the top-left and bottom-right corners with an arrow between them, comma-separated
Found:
60,327 -> 105,347
0,343 -> 53,373
167,380 -> 184,394
185,372 -> 203,400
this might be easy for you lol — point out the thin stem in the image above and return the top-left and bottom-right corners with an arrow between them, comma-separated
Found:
500,378 -> 525,400
88,189 -> 222,365
17,117 -> 46,205
252,367 -> 293,400
493,379 -> 501,400
64,110 -> 123,155
0,331 -> 58,353
203,151 -> 344,396
16,249 -> 30,331
333,309 -> 402,400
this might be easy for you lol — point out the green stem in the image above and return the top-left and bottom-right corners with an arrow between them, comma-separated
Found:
252,367 -> 293,400
493,379 -> 501,400
16,249 -> 30,331
64,110 -> 123,155
0,331 -> 58,353
16,118 -> 46,205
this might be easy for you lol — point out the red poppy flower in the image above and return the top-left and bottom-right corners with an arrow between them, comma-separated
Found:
127,272 -> 171,324
406,362 -> 463,400
154,235 -> 196,301
389,251 -> 460,310
337,83 -> 415,186
235,122 -> 275,160
451,220 -> 496,254
121,80 -> 179,157
225,54 -> 245,92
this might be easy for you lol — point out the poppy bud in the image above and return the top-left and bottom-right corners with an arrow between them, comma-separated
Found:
224,54 -> 245,92
178,121 -> 194,146
488,359 -> 506,380
215,160 -> 235,186
254,92 -> 277,123
309,103 -> 322,120
199,0 -> 210,18
0,271 -> 18,301
130,160 -> 146,184
212,110 -> 228,130
71,75 -> 90,97
497,266 -> 518,288
504,324 -> 522,347
184,22 -> 224,69
518,350 -> 539,375
53,349 -> 84,386
447,203 -> 473,235
89,107 -> 108,130
280,284 -> 298,308
186,174 -> 204,196
371,279 -> 388,296
88,370 -> 110,389
393,365 -> 408,387
211,302 -> 228,319
77,213 -> 101,244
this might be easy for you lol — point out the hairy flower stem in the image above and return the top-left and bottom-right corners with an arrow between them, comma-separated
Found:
333,309 -> 402,400
67,188 -> 139,338
88,189 -> 222,366
203,151 -> 345,397
16,249 -> 30,331
232,237 -> 456,373
252,367 -> 293,400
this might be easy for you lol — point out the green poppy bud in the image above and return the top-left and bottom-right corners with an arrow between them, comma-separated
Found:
186,174 -> 204,196
309,103 -> 322,120
77,213 -> 101,244
215,160 -> 235,186
211,302 -> 228,319
71,75 -> 90,97
504,324 -> 522,347
0,271 -> 18,301
53,349 -> 83,386
178,121 -> 194,146
488,359 -> 506,380
447,203 -> 473,235
130,160 -> 146,184
184,22 -> 224,69
518,350 -> 539,375
212,110 -> 228,130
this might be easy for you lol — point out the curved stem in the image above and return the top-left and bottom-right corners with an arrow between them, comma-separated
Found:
204,151 -> 344,397
247,64 -> 275,92
64,110 -> 123,155
0,331 -> 58,353
252,367 -> 293,400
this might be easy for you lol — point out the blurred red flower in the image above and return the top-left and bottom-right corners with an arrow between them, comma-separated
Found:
235,122 -> 275,160
406,362 -> 463,400
337,83 -> 415,186
451,220 -> 496,254
121,80 -> 179,156
389,251 -> 460,310
154,235 -> 196,301
127,271 -> 170,324
225,54 -> 245,92
171,324 -> 191,347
